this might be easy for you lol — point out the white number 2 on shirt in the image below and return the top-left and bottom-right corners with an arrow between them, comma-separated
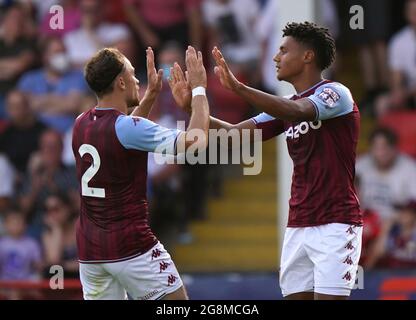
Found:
78,144 -> 106,198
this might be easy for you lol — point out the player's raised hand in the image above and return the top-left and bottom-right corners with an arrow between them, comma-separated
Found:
185,46 -> 207,89
168,62 -> 192,114
212,46 -> 241,91
145,47 -> 163,95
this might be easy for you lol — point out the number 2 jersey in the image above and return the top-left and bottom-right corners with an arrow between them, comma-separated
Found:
252,80 -> 362,227
72,107 -> 182,263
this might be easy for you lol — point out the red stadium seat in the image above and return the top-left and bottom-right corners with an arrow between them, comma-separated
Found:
379,111 -> 416,159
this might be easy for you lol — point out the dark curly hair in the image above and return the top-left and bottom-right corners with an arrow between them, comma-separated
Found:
282,21 -> 336,71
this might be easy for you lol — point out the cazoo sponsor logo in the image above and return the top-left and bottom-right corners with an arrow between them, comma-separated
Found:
285,121 -> 322,139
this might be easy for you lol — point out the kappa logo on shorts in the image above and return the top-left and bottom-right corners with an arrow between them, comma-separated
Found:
343,256 -> 353,265
342,271 -> 352,281
346,226 -> 357,235
345,241 -> 354,250
159,261 -> 170,273
151,248 -> 162,260
167,274 -> 177,286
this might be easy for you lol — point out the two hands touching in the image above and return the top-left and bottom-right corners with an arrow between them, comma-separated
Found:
140,45 -> 239,115
167,46 -> 241,114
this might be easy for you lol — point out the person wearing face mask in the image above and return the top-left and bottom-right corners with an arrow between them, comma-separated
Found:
17,37 -> 89,134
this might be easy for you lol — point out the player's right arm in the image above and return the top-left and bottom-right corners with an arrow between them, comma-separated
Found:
175,46 -> 210,153
116,46 -> 210,155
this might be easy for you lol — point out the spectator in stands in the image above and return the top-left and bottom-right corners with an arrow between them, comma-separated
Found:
202,0 -> 256,123
112,34 -> 140,74
375,0 -> 416,118
123,0 -> 202,51
41,192 -> 78,279
123,0 -> 202,82
61,94 -> 97,168
345,0 -> 391,112
0,91 -> 47,175
24,0 -> 57,24
0,155 -> 15,213
18,37 -> 88,134
147,117 -> 183,241
0,209 -> 42,280
151,41 -> 189,122
0,3 -> 36,118
203,0 -> 260,82
64,0 -> 131,68
356,127 -> 416,221
150,42 -> 210,243
19,130 -> 78,240
379,200 -> 416,268
255,0 -> 279,93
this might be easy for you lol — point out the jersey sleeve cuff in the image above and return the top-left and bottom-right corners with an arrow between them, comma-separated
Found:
306,98 -> 320,122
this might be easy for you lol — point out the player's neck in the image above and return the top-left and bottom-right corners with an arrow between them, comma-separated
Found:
97,95 -> 128,114
291,73 -> 324,95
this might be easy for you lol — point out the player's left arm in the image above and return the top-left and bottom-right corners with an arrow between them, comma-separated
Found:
212,47 -> 353,122
230,84 -> 317,122
129,47 -> 163,118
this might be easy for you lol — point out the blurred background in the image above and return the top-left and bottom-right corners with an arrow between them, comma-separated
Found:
0,0 -> 415,300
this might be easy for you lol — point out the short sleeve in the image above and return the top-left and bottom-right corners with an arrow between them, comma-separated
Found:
307,82 -> 354,121
251,112 -> 275,124
251,112 -> 285,141
115,115 -> 183,155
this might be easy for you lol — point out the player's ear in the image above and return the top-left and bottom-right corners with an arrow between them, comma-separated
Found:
304,50 -> 315,65
117,76 -> 126,91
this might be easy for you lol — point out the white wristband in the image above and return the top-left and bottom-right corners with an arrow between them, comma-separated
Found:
192,86 -> 206,98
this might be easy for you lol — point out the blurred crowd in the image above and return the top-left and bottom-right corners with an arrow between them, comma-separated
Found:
339,0 -> 416,271
0,0 -> 415,287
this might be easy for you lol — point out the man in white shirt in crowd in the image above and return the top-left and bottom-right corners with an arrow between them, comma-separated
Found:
356,127 -> 416,221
